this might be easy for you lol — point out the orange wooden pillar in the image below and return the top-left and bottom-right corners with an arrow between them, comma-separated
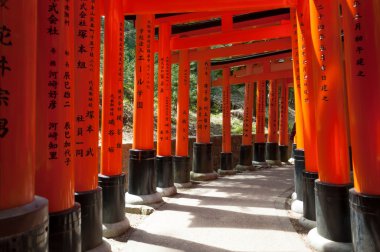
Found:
0,1 -> 49,250
35,0 -> 81,250
279,81 -> 289,163
73,0 -> 104,249
219,67 -> 235,175
196,57 -> 211,144
342,1 -> 380,250
174,49 -> 192,186
253,80 -> 268,165
290,8 -> 305,153
296,3 -> 319,221
308,0 -> 353,245
242,82 -> 254,148
127,15 -> 162,204
236,81 -> 254,171
221,12 -> 233,174
221,68 -> 232,155
99,0 -> 129,237
156,23 -> 176,195
191,53 -> 218,181
266,80 -> 281,165
290,8 -> 306,204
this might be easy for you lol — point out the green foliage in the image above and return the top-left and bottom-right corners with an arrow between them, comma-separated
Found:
189,62 -> 199,111
124,21 -> 136,102
99,20 -> 295,138
231,117 -> 243,134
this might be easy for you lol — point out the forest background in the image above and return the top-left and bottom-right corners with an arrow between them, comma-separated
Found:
99,21 -> 295,142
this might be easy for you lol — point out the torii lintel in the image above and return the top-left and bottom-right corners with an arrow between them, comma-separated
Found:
122,0 -> 296,15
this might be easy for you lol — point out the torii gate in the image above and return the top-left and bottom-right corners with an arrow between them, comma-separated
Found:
1,1 -> 379,252
123,10 -> 293,205
211,52 -> 293,170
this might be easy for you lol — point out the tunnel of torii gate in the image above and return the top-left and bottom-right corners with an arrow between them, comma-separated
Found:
0,0 -> 379,251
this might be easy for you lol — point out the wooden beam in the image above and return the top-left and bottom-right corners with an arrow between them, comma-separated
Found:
230,60 -> 293,76
222,14 -> 234,32
271,60 -> 293,71
212,50 -> 291,66
154,12 -> 289,53
171,23 -> 291,50
171,14 -> 289,39
123,0 -> 297,15
155,11 -> 247,25
171,38 -> 291,63
169,9 -> 289,34
212,70 -> 293,86
211,51 -> 292,70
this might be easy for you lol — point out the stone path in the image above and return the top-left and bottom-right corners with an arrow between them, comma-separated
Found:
110,166 -> 312,252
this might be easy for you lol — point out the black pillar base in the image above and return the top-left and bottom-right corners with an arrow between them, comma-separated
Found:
98,173 -> 126,224
173,156 -> 191,184
238,145 -> 253,166
219,152 -> 236,175
265,142 -> 281,164
294,149 -> 305,200
303,171 -> 318,221
156,156 -> 174,189
220,152 -> 233,171
253,142 -> 266,162
75,187 -> 103,251
236,145 -> 253,171
279,145 -> 289,163
0,196 -> 49,251
128,149 -> 156,195
49,203 -> 81,252
350,189 -> 380,252
315,180 -> 352,242
192,143 -> 213,174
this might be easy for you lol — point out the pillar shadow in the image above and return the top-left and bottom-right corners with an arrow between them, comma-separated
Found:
127,229 -> 231,252
157,201 -> 294,231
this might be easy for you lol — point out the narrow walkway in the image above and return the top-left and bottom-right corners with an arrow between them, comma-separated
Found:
119,166 -> 311,252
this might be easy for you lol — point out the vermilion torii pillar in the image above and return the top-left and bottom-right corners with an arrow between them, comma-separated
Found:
73,0 -> 105,249
35,0 -> 81,250
99,0 -> 130,238
278,80 -> 289,163
219,11 -> 233,174
307,0 -> 353,248
236,80 -> 255,171
253,80 -> 268,167
342,1 -> 380,251
174,49 -> 192,187
296,2 -> 319,221
266,80 -> 281,165
156,23 -> 177,196
290,8 -> 306,213
191,52 -> 218,181
0,1 -> 49,250
126,15 -> 163,205
218,67 -> 236,175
